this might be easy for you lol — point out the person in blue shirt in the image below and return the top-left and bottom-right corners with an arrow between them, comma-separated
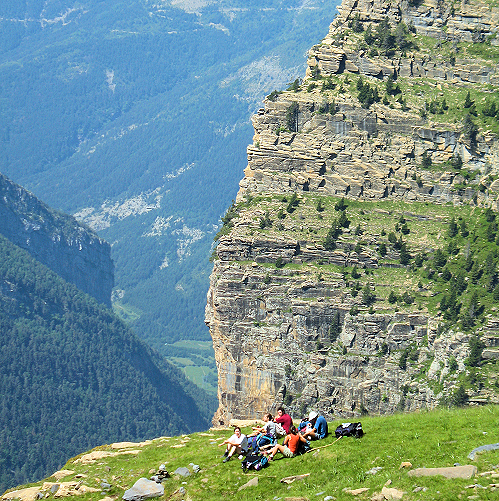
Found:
302,411 -> 328,440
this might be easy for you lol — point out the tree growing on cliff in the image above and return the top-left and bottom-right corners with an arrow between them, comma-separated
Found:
285,101 -> 299,132
334,197 -> 348,211
329,311 -> 342,342
467,335 -> 485,367
214,200 -> 239,241
259,211 -> 272,229
323,220 -> 341,250
287,78 -> 301,92
362,284 -> 376,305
349,13 -> 363,33
286,192 -> 300,213
462,114 -> 478,145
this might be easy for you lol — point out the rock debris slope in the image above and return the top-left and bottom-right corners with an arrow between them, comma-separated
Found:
206,0 -> 499,425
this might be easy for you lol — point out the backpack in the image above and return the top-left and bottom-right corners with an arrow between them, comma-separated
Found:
241,453 -> 269,472
295,438 -> 312,455
248,433 -> 276,452
334,422 -> 363,438
274,422 -> 286,438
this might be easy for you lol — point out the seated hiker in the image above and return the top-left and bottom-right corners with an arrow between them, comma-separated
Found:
301,411 -> 328,440
247,413 -> 278,452
263,426 -> 308,460
297,417 -> 310,434
248,412 -> 277,438
219,426 -> 248,463
275,406 -> 293,434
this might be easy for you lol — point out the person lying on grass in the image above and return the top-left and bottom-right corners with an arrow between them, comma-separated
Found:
262,426 -> 308,460
219,426 -> 248,463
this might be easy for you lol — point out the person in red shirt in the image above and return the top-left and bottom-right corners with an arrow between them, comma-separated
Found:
264,426 -> 307,459
275,406 -> 293,434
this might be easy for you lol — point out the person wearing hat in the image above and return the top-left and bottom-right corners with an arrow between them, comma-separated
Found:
301,411 -> 328,440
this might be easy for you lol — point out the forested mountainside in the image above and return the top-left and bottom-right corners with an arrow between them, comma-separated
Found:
0,233 -> 216,494
206,0 -> 499,425
0,0 -> 342,385
0,173 -> 113,306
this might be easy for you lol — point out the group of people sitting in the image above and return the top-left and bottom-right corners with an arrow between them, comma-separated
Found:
218,407 -> 328,463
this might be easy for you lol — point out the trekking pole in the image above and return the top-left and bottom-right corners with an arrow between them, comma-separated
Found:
314,435 -> 343,451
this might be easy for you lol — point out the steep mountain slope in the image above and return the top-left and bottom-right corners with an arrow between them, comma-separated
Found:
206,0 -> 499,424
0,0 -> 343,372
0,232 -> 215,493
0,173 -> 113,306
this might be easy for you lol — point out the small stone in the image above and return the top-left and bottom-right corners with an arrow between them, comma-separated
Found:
178,487 -> 185,494
342,487 -> 369,495
381,486 -> 405,500
50,485 -> 60,494
174,467 -> 190,477
365,467 -> 383,475
399,462 -> 412,469
238,477 -> 258,491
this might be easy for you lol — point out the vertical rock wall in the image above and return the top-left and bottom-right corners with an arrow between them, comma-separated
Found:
206,0 -> 499,424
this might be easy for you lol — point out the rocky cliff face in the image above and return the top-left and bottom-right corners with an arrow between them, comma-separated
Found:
206,0 -> 499,424
0,173 -> 113,306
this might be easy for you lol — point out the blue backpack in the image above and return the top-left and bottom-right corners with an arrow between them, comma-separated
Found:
247,433 -> 275,452
241,453 -> 269,472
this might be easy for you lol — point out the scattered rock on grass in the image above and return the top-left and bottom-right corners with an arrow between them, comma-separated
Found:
238,477 -> 258,491
173,467 -> 190,477
280,474 -> 310,484
407,465 -> 477,479
342,487 -> 369,495
365,467 -> 383,475
122,478 -> 164,501
380,486 -> 405,500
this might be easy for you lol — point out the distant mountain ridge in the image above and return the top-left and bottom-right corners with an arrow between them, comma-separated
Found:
0,0 -> 342,360
0,173 -> 113,306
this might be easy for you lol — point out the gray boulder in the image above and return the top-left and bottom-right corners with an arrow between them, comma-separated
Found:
122,478 -> 164,501
174,467 -> 191,477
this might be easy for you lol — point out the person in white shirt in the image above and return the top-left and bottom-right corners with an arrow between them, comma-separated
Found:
219,426 -> 248,462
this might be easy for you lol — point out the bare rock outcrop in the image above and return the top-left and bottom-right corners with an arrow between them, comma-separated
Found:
207,0 -> 499,425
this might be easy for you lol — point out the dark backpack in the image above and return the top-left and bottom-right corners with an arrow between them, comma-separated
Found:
334,422 -> 363,438
241,453 -> 269,472
295,438 -> 312,455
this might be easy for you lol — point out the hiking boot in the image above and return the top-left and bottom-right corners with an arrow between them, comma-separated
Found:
223,456 -> 231,463
222,451 -> 228,458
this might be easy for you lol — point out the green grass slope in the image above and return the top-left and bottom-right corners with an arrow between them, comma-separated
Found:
4,405 -> 499,501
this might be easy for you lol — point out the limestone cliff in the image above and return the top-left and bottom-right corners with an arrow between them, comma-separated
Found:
0,173 -> 113,306
206,0 -> 499,424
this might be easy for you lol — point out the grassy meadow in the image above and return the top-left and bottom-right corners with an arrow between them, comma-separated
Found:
6,405 -> 499,501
